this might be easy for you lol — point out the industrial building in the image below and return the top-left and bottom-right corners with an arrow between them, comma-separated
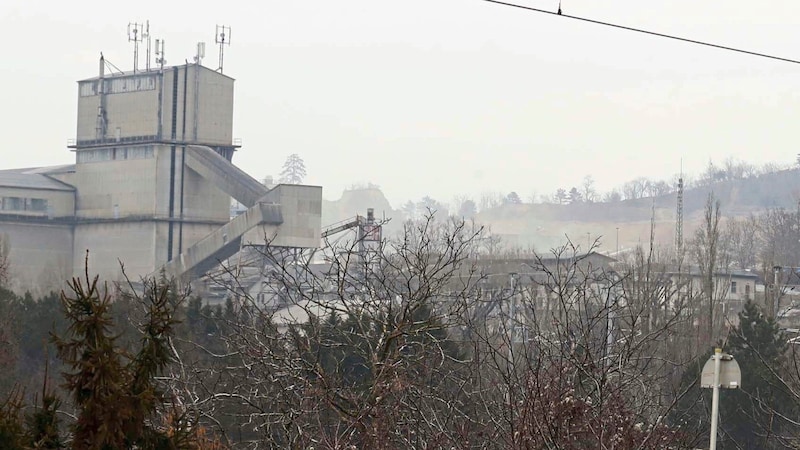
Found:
0,50 -> 322,295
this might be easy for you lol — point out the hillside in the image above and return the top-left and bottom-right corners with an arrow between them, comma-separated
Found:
323,168 -> 800,252
322,188 -> 405,237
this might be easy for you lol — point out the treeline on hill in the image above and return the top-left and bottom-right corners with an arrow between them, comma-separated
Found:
3,198 -> 800,448
395,157 -> 795,220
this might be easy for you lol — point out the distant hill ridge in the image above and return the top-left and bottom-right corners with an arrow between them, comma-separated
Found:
321,169 -> 800,250
322,188 -> 404,236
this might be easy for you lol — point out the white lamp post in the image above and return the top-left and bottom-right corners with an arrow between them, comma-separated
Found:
700,348 -> 742,450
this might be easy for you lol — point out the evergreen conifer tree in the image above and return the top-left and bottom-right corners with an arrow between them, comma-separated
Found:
53,264 -> 180,448
278,154 -> 307,184
723,300 -> 794,449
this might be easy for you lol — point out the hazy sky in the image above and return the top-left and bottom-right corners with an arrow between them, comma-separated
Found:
2,0 -> 799,206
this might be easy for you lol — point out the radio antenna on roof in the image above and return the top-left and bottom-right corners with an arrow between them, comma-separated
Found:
155,39 -> 166,70
128,22 -> 145,73
144,21 -> 151,71
215,25 -> 231,73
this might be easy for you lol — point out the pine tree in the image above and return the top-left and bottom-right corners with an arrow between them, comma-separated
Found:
723,300 -> 794,449
54,275 -> 128,448
279,154 -> 307,184
505,192 -> 522,205
25,373 -> 64,449
53,265 -> 180,448
568,187 -> 583,204
0,387 -> 25,450
673,301 -> 796,449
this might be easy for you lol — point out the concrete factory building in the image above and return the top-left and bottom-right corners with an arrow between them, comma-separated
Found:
0,57 -> 321,294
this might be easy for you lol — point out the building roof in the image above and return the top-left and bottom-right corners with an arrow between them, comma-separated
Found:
78,63 -> 235,83
0,167 -> 75,192
664,266 -> 760,279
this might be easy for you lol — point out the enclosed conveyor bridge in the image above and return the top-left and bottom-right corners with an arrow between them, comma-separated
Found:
161,146 -> 322,280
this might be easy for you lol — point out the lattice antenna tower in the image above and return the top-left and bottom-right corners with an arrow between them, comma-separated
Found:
215,25 -> 232,73
128,22 -> 145,73
675,164 -> 684,262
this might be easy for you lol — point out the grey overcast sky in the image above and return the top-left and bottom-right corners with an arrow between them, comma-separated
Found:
1,0 -> 799,206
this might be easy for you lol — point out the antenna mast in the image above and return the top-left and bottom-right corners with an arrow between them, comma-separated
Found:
128,22 -> 144,73
215,25 -> 231,73
675,165 -> 684,262
194,42 -> 206,65
155,39 -> 166,70
144,21 -> 151,71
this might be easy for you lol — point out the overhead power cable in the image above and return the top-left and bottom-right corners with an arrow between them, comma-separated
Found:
482,0 -> 800,65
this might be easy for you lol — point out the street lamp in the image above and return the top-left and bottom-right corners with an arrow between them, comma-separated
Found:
701,348 -> 742,450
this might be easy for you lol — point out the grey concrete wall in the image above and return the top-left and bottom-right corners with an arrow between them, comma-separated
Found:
242,184 -> 323,248
103,89 -> 160,139
76,66 -> 233,146
74,157 -> 157,218
158,66 -> 233,145
155,221 -> 225,269
73,144 -> 228,222
160,68 -> 183,141
73,221 -> 157,284
1,220 -> 73,296
176,149 -> 231,222
76,93 -> 102,142
153,145 -> 230,222
196,68 -> 234,145
76,74 -> 161,142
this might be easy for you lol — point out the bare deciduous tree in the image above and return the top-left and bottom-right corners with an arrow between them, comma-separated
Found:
167,217 -> 697,448
464,240 -> 697,448
720,214 -> 759,270
691,193 -> 723,345
581,175 -> 597,203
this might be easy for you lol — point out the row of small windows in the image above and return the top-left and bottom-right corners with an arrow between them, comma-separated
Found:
1,197 -> 48,212
79,75 -> 157,97
76,146 -> 154,164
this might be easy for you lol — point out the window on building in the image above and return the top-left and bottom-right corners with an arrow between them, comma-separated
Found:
1,197 -> 49,213
127,145 -> 154,160
76,148 -> 112,163
731,281 -> 737,294
745,284 -> 751,299
29,198 -> 48,212
103,75 -> 156,94
79,80 -> 98,97
77,146 -> 152,164
2,197 -> 23,211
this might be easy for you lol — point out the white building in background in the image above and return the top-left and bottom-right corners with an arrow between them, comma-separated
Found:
0,55 -> 321,295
